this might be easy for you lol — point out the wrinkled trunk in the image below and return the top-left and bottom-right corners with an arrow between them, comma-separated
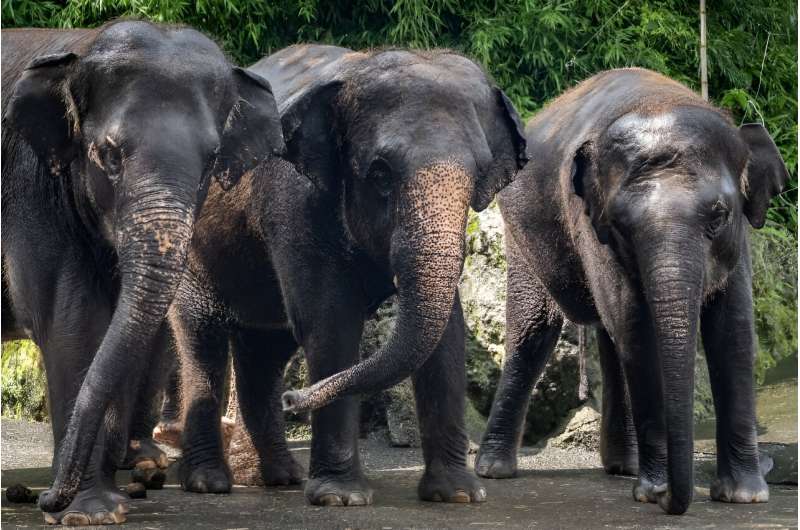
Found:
639,229 -> 704,515
40,190 -> 194,512
282,162 -> 473,413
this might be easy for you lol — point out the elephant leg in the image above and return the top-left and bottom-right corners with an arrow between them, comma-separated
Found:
701,260 -> 767,503
172,307 -> 232,494
230,328 -> 305,486
414,293 -> 486,502
610,324 -> 669,503
122,331 -> 172,489
6,252 -> 128,524
301,311 -> 369,507
476,238 -> 563,479
596,327 -> 639,476
153,360 -> 183,448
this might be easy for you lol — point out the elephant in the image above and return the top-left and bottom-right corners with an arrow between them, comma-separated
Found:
474,68 -> 788,515
173,44 -> 528,506
1,20 -> 284,524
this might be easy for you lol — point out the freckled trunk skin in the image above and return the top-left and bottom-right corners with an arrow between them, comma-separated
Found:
40,198 -> 194,513
639,229 -> 704,515
282,162 -> 472,412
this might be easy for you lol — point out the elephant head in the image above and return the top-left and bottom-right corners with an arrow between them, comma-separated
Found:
572,106 -> 788,514
2,20 -> 283,511
278,49 -> 527,412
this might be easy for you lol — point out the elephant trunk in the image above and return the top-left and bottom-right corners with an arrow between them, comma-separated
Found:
40,183 -> 195,512
639,225 -> 704,515
282,161 -> 472,413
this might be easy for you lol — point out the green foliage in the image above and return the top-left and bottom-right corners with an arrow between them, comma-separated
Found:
3,0 -> 795,222
1,1 -> 796,417
1,340 -> 47,421
750,222 -> 798,384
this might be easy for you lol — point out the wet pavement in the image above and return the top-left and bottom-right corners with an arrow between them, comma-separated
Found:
1,420 -> 797,529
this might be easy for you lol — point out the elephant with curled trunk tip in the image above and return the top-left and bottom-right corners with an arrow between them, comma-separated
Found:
1,20 -> 283,525
174,44 -> 527,506
474,68 -> 789,515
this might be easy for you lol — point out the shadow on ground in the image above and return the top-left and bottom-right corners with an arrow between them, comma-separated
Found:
2,428 -> 797,530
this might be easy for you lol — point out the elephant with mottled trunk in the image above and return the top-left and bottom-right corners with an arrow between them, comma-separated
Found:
1,20 -> 283,525
474,68 -> 788,515
174,44 -> 527,506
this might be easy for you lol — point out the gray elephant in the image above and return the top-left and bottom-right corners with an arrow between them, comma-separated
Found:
474,68 -> 788,514
1,20 -> 283,524
173,44 -> 528,506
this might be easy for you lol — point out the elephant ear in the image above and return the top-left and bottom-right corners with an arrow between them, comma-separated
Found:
4,52 -> 78,173
572,140 -> 611,244
739,123 -> 789,229
472,87 -> 529,211
211,67 -> 285,190
280,80 -> 344,192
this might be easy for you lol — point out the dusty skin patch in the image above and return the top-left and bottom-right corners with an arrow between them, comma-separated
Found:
155,230 -> 174,255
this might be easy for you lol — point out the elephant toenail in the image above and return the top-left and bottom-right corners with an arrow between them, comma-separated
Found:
473,488 -> 487,502
62,512 -> 92,526
318,493 -> 344,506
347,492 -> 367,506
450,490 -> 471,503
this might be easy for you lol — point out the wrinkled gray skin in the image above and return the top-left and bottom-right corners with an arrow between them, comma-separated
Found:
174,44 -> 527,506
1,20 -> 282,525
475,68 -> 788,515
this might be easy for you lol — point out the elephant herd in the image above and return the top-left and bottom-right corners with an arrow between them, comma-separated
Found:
1,19 -> 788,526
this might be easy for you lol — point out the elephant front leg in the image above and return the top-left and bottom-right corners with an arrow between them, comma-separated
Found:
172,308 -> 232,494
293,293 -> 370,506
476,248 -> 563,479
701,261 -> 768,504
230,328 -> 305,486
11,251 -> 129,524
611,323 -> 669,504
414,294 -> 486,503
596,327 -> 639,476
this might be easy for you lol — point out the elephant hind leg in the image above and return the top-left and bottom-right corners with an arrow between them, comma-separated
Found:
476,234 -> 563,479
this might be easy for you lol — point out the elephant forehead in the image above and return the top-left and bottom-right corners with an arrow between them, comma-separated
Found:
87,21 -> 229,80
611,112 -> 677,150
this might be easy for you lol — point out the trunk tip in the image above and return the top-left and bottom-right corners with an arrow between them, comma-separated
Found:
657,487 -> 692,515
281,390 -> 304,413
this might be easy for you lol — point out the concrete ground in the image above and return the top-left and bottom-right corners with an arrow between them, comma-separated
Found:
1,419 -> 797,529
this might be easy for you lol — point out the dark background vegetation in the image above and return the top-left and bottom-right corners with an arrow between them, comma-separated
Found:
1,0 -> 797,420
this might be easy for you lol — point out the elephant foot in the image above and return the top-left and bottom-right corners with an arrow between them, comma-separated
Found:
474,448 -> 517,479
152,420 -> 183,449
602,453 -> 639,477
41,485 -> 127,526
419,462 -> 487,503
711,474 -> 769,503
123,438 -> 169,490
632,476 -> 666,503
181,461 -> 232,494
305,472 -> 373,506
262,453 -> 305,486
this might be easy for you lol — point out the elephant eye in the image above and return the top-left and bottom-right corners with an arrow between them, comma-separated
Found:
102,145 -> 123,183
368,158 -> 393,198
706,201 -> 730,238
